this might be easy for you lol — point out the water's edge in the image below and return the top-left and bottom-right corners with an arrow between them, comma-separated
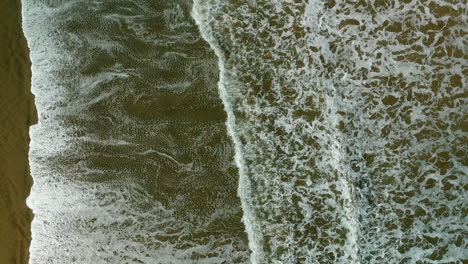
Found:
0,0 -> 37,263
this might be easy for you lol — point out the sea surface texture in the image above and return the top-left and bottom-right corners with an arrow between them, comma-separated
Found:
23,0 -> 250,263
193,0 -> 466,263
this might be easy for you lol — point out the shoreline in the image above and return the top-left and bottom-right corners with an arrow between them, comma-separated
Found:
0,0 -> 37,263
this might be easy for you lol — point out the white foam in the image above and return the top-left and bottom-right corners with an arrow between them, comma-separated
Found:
192,0 -> 465,263
23,0 -> 250,262
192,3 -> 266,263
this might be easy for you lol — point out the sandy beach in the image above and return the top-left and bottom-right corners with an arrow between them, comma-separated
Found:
0,0 -> 36,263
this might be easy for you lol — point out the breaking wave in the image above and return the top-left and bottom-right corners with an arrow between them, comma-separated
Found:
193,1 -> 466,263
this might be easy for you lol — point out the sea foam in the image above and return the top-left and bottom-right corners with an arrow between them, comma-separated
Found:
193,0 -> 466,263
24,0 -> 251,262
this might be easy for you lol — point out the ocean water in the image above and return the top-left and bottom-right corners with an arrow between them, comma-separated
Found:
193,0 -> 466,263
23,0 -> 249,263
23,0 -> 466,263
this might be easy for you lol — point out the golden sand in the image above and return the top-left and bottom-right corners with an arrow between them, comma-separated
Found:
0,0 -> 37,263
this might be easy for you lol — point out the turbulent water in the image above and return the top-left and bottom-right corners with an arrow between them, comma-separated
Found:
23,0 -> 465,263
193,0 -> 466,263
23,0 -> 250,263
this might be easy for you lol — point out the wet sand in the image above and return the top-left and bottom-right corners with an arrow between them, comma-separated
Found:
0,0 -> 37,263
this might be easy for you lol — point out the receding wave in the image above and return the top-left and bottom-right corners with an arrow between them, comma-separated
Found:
24,0 -> 250,263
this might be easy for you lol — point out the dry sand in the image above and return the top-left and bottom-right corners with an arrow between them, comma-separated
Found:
0,0 -> 37,263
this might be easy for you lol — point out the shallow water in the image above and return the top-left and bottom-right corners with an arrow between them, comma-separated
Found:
23,0 -> 250,263
23,0 -> 466,263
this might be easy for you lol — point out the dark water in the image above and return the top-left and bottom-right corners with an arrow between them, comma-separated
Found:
24,0 -> 250,263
